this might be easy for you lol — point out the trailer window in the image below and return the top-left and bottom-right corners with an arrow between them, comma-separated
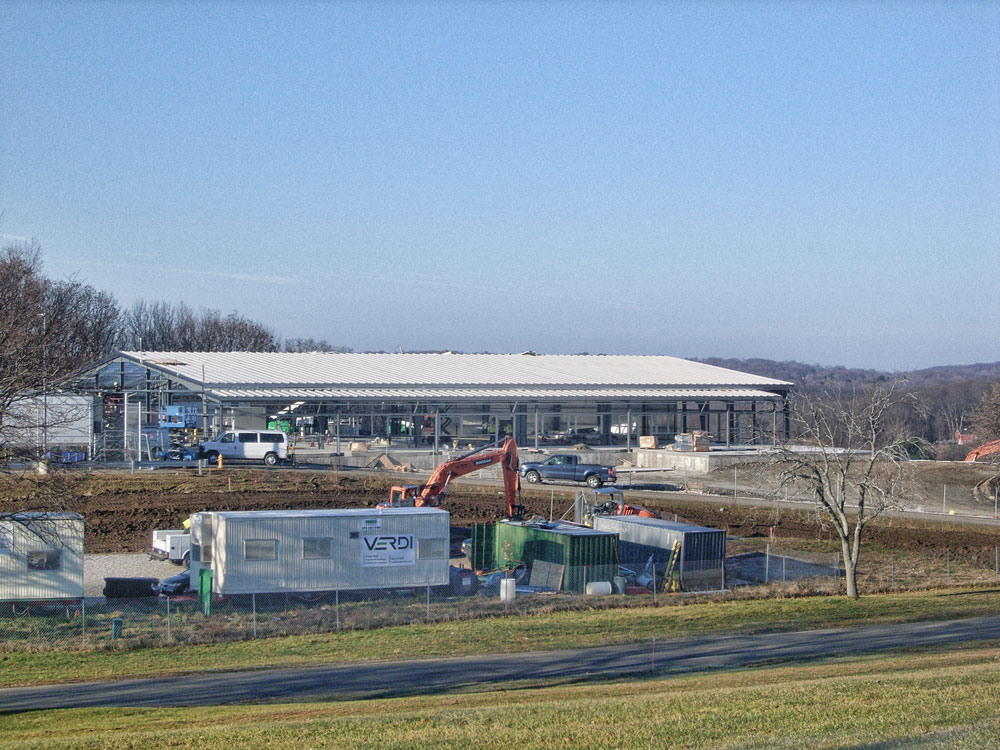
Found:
0,521 -> 13,554
417,538 -> 447,560
26,549 -> 62,570
244,539 -> 276,561
200,516 -> 213,563
303,537 -> 332,559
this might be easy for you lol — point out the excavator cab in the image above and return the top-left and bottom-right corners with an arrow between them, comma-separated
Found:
575,487 -> 655,526
379,485 -> 425,509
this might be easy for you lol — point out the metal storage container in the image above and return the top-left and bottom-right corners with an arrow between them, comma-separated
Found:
592,515 -> 726,591
472,520 -> 618,594
0,512 -> 84,601
189,508 -> 450,595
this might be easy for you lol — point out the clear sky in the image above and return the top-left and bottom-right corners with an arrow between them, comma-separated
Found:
2,1 -> 997,370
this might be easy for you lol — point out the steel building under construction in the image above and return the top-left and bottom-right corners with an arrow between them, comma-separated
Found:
67,351 -> 792,462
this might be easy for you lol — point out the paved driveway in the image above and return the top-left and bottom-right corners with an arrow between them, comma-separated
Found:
3,615 -> 1000,712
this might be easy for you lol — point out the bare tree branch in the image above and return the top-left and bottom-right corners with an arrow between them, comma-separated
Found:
760,381 -> 913,598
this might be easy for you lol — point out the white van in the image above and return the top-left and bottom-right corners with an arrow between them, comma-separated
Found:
199,430 -> 289,466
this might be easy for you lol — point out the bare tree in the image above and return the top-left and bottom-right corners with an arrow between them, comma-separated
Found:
0,242 -> 116,568
765,382 -> 914,598
0,241 -> 119,459
119,299 -> 279,352
283,337 -> 353,353
971,381 -> 1000,440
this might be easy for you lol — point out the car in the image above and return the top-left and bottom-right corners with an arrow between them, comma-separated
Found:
198,429 -> 289,466
158,571 -> 191,597
519,454 -> 616,487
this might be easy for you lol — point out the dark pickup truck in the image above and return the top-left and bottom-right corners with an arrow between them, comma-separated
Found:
519,454 -> 616,488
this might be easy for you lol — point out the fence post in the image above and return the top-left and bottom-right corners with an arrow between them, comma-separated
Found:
426,584 -> 431,622
252,593 -> 257,639
81,597 -> 86,647
765,544 -> 770,583
891,556 -> 895,590
166,595 -> 171,643
651,564 -> 657,605
782,555 -> 786,584
946,550 -> 950,586
995,547 -> 998,582
335,589 -> 340,630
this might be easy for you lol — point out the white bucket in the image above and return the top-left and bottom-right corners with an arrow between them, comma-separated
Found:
500,578 -> 516,603
586,581 -> 613,596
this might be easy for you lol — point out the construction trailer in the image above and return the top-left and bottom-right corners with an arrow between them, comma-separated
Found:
188,507 -> 451,596
591,515 -> 726,591
0,512 -> 84,601
471,520 -> 619,594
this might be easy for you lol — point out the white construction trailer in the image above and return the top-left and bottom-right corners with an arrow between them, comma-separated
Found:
188,507 -> 451,596
0,512 -> 84,601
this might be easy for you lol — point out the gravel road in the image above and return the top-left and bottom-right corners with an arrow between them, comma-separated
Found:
83,554 -> 181,596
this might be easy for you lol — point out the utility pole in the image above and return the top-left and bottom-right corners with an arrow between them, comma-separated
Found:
38,312 -> 48,459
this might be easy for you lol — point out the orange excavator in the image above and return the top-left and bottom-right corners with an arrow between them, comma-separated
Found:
378,436 -> 525,519
965,439 -> 1000,463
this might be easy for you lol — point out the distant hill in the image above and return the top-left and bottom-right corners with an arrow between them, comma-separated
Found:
696,358 -> 1000,389
693,357 -> 1000,448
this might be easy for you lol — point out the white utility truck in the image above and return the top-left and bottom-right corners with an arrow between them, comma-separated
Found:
149,528 -> 191,566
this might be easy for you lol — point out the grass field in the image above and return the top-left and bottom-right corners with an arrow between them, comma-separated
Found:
3,645 -> 1000,748
4,587 -> 1000,689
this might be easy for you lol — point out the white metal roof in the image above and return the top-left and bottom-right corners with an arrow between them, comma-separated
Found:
120,352 -> 791,393
204,508 -> 449,520
207,386 -> 783,401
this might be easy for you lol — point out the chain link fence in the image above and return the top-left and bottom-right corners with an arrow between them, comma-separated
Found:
4,543 -> 1000,653
0,569 -> 636,652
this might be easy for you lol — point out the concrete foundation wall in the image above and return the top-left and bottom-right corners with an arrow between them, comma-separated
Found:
635,448 -> 762,472
322,446 -> 767,475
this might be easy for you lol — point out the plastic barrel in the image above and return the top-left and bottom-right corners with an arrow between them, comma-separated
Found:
586,581 -> 613,596
500,578 -> 516,603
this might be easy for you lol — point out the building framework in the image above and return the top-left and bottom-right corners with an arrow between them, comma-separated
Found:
73,352 -> 793,460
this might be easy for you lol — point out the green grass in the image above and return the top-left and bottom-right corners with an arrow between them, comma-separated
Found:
3,587 -> 1000,689
3,646 -> 1000,748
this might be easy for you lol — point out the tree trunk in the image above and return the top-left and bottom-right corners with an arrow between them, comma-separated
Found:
841,538 -> 858,598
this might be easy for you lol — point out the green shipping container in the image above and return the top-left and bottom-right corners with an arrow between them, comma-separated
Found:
472,521 -> 619,594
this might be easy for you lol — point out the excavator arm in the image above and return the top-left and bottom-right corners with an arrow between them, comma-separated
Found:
383,437 -> 524,518
966,439 -> 1000,462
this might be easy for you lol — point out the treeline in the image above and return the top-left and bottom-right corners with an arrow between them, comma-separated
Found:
698,357 -> 1000,389
698,357 -> 1000,450
117,300 -> 350,354
2,242 -> 350,365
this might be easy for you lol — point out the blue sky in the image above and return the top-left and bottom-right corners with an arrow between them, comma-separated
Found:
2,1 -> 997,370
